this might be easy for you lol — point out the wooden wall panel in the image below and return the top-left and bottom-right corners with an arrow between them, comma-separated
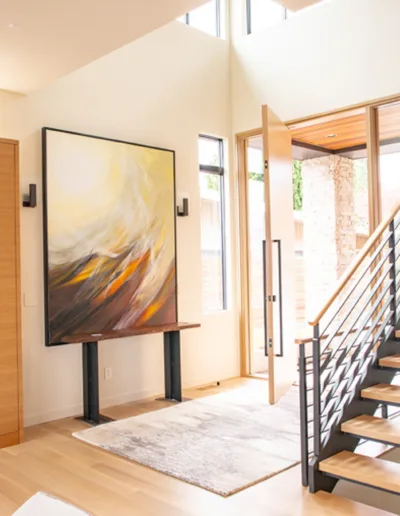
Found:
0,141 -> 22,443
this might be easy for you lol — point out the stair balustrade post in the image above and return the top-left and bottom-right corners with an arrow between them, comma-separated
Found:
299,343 -> 309,486
312,324 -> 321,458
389,219 -> 397,327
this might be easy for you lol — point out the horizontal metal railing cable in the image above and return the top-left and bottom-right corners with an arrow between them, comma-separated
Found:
298,201 -> 400,488
320,265 -> 393,372
320,304 -> 393,433
319,234 -> 393,341
318,292 -> 395,439
320,279 -> 393,382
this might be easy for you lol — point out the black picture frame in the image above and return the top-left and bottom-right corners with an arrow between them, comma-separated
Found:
42,127 -> 178,346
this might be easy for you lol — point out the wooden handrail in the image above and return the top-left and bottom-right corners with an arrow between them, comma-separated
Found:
309,200 -> 400,327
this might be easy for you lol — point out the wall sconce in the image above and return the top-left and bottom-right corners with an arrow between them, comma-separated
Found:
22,184 -> 37,208
177,198 -> 189,217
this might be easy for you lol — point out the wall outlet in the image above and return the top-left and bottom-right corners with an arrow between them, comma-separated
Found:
104,367 -> 113,380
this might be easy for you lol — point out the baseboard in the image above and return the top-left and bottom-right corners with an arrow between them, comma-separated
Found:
23,388 -> 161,428
23,374 -> 239,428
24,403 -> 83,428
100,388 -> 161,410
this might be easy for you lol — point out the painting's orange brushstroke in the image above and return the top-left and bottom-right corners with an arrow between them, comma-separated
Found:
138,300 -> 163,322
95,250 -> 151,303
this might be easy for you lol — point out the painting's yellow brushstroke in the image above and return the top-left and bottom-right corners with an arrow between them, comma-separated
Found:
64,257 -> 107,285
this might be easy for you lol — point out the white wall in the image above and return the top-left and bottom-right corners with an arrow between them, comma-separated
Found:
231,0 -> 400,132
1,21 -> 239,426
0,90 -> 24,132
5,0 -> 399,428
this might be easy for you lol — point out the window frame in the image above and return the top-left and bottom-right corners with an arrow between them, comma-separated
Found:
181,0 -> 221,38
246,0 -> 291,35
199,134 -> 227,311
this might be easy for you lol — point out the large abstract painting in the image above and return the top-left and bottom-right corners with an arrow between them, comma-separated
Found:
42,128 -> 177,345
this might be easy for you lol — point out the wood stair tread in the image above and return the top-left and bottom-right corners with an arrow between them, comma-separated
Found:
311,491 -> 397,515
341,415 -> 400,445
379,354 -> 400,369
361,384 -> 400,404
319,451 -> 400,494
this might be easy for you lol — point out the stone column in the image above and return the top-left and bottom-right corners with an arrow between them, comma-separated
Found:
302,155 -> 356,320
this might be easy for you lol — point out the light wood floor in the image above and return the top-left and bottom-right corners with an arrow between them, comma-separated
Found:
0,378 -> 392,516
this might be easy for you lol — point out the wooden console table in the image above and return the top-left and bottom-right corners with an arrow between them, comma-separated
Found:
61,322 -> 200,426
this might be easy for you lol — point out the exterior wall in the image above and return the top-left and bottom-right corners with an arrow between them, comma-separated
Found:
302,155 -> 355,319
334,157 -> 356,278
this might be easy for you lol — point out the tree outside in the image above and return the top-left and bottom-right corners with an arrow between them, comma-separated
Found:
248,160 -> 303,212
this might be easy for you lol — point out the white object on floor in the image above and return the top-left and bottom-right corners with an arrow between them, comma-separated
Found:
13,492 -> 89,516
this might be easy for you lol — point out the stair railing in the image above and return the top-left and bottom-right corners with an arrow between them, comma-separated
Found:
299,201 -> 400,487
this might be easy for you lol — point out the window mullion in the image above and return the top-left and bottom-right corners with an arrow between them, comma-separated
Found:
216,0 -> 221,38
246,0 -> 252,34
220,174 -> 227,309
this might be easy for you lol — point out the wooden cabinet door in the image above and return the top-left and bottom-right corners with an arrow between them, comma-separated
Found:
0,142 -> 19,436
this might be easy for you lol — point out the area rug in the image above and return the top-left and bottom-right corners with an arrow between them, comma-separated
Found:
13,492 -> 90,515
74,386 -> 300,497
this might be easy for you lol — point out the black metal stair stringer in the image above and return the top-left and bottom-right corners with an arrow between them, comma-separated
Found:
309,334 -> 400,494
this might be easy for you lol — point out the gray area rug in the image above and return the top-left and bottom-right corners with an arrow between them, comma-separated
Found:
74,386 -> 300,496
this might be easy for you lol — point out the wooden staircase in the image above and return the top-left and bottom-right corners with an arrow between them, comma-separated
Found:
298,202 -> 400,514
341,414 -> 400,445
317,343 -> 400,497
319,451 -> 400,495
361,383 -> 400,405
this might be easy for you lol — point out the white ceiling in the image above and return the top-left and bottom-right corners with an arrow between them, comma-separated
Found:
0,0 -> 208,93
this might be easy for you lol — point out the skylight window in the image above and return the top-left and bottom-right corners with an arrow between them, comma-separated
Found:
177,0 -> 221,38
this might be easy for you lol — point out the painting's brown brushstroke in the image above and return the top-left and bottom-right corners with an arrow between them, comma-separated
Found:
44,130 -> 176,343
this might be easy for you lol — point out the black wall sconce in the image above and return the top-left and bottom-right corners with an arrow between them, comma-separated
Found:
23,184 -> 37,208
177,198 -> 189,217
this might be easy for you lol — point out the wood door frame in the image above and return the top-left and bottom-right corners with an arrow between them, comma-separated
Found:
237,93 -> 400,377
0,138 -> 23,444
366,106 -> 382,232
14,141 -> 23,443
237,130 -> 259,377
237,93 -> 400,141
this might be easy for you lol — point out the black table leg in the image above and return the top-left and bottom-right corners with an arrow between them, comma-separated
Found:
81,341 -> 113,426
164,330 -> 182,402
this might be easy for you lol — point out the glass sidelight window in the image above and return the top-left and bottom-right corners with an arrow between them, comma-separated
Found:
199,135 -> 227,312
378,103 -> 400,221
